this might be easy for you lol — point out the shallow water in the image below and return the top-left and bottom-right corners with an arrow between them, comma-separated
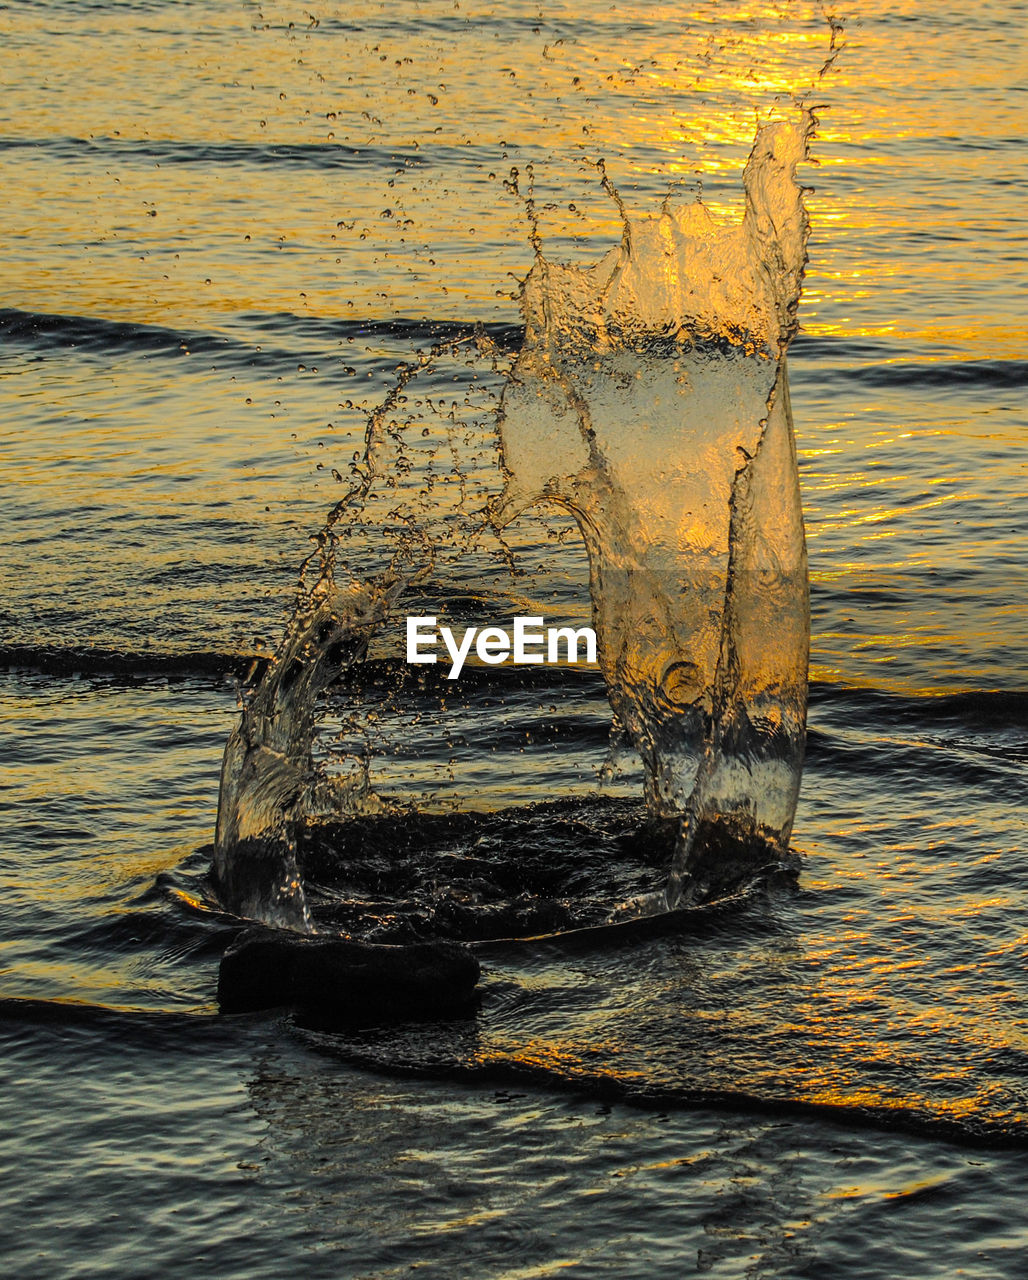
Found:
2,0 -> 1027,1275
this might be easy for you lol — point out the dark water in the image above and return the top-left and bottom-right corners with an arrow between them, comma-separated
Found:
2,0 -> 1027,1275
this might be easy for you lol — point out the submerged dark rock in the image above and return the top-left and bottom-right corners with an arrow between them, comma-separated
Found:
217,926 -> 481,1022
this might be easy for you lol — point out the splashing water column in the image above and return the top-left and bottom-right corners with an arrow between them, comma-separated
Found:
214,574 -> 406,932
492,114 -> 814,911
213,113 -> 814,928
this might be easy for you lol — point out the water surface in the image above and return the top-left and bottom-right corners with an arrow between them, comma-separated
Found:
2,1 -> 1026,1275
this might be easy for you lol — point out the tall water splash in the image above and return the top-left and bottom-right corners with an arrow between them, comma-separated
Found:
213,111 -> 814,931
497,115 -> 813,911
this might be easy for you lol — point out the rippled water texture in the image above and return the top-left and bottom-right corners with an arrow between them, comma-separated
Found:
1,1 -> 1026,1276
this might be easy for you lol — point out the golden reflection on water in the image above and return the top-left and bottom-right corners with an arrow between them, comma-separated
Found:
5,0 -> 1019,346
4,0 -> 1023,394
2,0 -> 1023,691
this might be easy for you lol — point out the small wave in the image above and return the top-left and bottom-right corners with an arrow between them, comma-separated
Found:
0,306 -> 246,362
0,647 -> 597,693
0,643 -> 260,680
810,681 -> 1028,733
293,1021 -> 1028,1150
805,724 -> 1025,787
306,12 -> 732,40
791,334 -> 942,362
3,991 -> 1023,1148
0,306 -> 523,369
239,311 -> 523,351
5,643 -> 1024,735
0,135 -> 425,172
15,0 -> 206,11
831,359 -> 1026,392
789,339 -> 1028,392
0,995 -> 216,1033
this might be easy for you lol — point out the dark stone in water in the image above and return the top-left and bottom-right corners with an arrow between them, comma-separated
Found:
217,926 -> 481,1022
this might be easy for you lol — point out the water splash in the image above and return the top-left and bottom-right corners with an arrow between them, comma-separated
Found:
212,111 -> 814,931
